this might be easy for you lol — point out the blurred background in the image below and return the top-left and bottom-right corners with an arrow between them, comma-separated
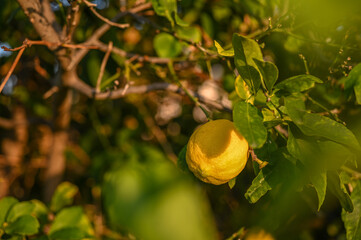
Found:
1,0 -> 361,239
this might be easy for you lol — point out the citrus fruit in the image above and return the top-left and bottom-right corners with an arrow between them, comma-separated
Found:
245,229 -> 275,240
186,119 -> 249,185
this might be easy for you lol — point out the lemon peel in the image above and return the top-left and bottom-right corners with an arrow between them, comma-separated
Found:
186,119 -> 249,185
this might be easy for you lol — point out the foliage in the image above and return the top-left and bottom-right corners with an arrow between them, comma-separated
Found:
1,0 -> 361,239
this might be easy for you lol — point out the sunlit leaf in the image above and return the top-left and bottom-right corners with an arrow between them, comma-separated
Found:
228,178 -> 236,189
151,0 -> 186,27
50,182 -> 79,212
232,33 -> 263,94
0,197 -> 18,226
214,40 -> 234,57
6,202 -> 35,223
245,168 -> 272,203
31,200 -> 49,225
49,207 -> 94,239
176,26 -> 201,43
233,101 -> 267,149
275,75 -> 323,93
154,33 -> 182,58
5,215 -> 39,235
175,14 -> 189,27
234,75 -> 251,100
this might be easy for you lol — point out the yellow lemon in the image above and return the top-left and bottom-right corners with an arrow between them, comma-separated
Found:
186,119 -> 249,185
245,229 -> 275,240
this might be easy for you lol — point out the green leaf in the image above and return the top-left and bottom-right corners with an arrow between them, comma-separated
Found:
49,227 -> 87,240
233,101 -> 267,149
228,178 -> 236,189
5,215 -> 39,235
342,180 -> 361,240
245,150 -> 295,203
245,168 -> 272,203
177,145 -> 189,172
151,0 -> 185,27
285,98 -> 361,152
174,14 -> 189,27
153,33 -> 182,58
261,108 -> 283,128
287,128 -> 319,166
310,171 -> 327,211
234,75 -> 251,100
6,202 -> 35,223
253,59 -> 279,93
328,171 -> 353,213
275,75 -> 323,93
50,182 -> 79,212
344,63 -> 361,102
103,160 -> 218,240
0,197 -> 18,226
232,33 -> 263,94
355,80 -> 361,105
33,236 -> 49,240
31,200 -> 49,225
214,40 -> 234,57
49,207 -> 94,239
288,127 -> 353,170
176,26 -> 201,43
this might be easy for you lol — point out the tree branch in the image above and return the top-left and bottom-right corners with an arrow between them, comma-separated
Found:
82,0 -> 129,29
68,79 -> 231,112
67,2 -> 152,70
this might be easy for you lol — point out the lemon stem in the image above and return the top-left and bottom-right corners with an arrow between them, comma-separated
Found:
167,61 -> 211,121
250,148 -> 269,169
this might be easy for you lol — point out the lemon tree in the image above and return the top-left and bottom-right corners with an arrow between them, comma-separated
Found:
2,0 -> 361,239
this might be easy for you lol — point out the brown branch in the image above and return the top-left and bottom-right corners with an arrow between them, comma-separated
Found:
66,1 -> 82,41
0,106 -> 28,198
68,79 -> 232,112
82,0 -> 129,29
94,40 -> 172,64
67,2 -> 152,70
96,41 -> 113,92
16,0 -> 63,46
2,39 -> 99,52
0,47 -> 26,94
0,118 -> 14,129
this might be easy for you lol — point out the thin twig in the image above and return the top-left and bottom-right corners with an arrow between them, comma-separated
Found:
305,94 -> 343,123
299,54 -> 310,75
96,41 -> 113,92
83,0 -> 129,29
0,47 -> 26,94
0,118 -> 14,129
43,86 -> 59,99
168,61 -> 211,120
1,39 -> 99,52
249,148 -> 269,169
341,166 -> 361,180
